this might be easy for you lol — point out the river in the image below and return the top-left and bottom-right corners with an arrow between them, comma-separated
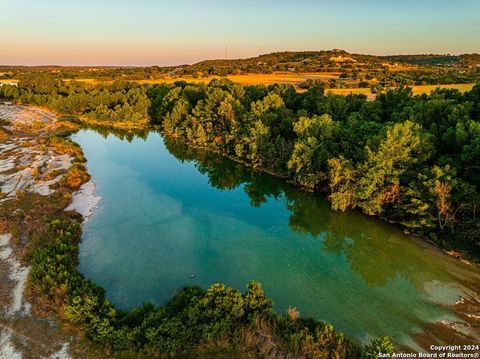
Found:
72,128 -> 480,347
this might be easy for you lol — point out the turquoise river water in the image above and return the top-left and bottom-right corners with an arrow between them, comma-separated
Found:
73,129 -> 480,345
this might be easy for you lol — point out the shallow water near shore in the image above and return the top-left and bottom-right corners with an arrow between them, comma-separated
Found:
73,128 -> 480,345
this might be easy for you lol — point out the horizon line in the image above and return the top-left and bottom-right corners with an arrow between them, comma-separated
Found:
1,48 -> 479,68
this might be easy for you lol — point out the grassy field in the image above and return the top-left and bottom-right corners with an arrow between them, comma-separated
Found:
63,78 -> 113,85
61,72 -> 341,87
327,83 -> 476,97
409,83 -> 475,94
326,88 -> 372,95
137,72 -> 341,86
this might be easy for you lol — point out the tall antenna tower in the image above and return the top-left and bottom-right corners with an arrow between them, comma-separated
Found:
225,45 -> 228,60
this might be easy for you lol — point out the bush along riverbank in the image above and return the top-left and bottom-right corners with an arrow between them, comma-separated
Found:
29,218 -> 381,357
0,105 -> 392,357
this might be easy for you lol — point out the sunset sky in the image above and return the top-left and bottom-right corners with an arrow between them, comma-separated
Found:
1,0 -> 479,66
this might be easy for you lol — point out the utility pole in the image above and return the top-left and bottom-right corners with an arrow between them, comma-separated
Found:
225,45 -> 228,60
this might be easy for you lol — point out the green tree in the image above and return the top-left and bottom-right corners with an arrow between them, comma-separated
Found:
356,120 -> 427,215
288,114 -> 338,189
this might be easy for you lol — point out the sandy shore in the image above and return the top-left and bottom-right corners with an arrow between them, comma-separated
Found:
65,181 -> 101,221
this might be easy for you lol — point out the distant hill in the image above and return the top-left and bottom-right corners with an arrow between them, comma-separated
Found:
181,50 -> 383,75
1,50 -> 479,75
175,50 -> 480,76
1,50 -> 478,88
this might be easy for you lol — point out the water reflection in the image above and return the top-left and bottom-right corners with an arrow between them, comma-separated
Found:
163,137 -> 480,292
79,123 -> 151,142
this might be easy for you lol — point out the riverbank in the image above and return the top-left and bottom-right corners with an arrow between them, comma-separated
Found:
0,103 -> 105,358
72,115 -> 150,131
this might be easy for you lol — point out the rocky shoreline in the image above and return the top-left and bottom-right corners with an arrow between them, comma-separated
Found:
0,103 -> 100,359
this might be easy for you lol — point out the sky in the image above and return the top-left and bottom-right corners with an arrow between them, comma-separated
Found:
1,0 -> 479,66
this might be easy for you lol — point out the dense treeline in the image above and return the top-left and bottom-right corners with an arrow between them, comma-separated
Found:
382,54 -> 480,67
148,80 -> 480,257
0,74 -> 150,127
388,68 -> 479,86
0,65 -> 179,81
2,78 -> 479,258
